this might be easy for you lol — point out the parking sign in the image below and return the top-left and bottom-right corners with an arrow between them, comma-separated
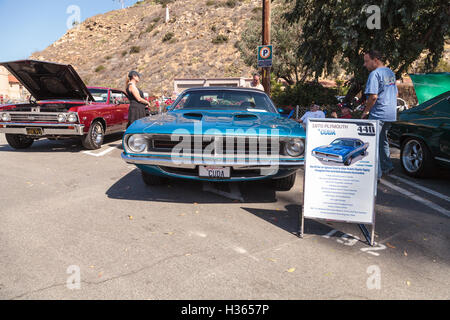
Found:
258,45 -> 272,68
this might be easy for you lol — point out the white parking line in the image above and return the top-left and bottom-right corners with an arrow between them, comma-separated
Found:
83,147 -> 116,158
380,179 -> 450,218
389,175 -> 450,203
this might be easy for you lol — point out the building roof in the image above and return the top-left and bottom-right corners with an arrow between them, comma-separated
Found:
8,75 -> 19,84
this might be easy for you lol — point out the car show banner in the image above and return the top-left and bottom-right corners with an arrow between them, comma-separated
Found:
300,119 -> 380,245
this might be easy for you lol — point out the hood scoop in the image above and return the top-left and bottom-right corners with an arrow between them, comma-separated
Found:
233,114 -> 258,121
183,113 -> 203,120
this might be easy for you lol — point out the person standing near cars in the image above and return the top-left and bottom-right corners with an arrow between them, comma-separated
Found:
126,70 -> 151,128
297,104 -> 325,129
362,50 -> 398,180
246,73 -> 265,91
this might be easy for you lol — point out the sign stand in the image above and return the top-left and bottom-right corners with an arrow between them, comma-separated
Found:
300,184 -> 377,247
358,224 -> 375,246
299,119 -> 380,247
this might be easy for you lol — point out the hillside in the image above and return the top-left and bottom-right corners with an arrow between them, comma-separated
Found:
31,0 -> 261,96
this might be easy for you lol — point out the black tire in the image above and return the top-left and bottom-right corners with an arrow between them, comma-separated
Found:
82,120 -> 104,150
400,138 -> 434,178
5,134 -> 34,149
273,173 -> 297,191
344,157 -> 352,166
141,170 -> 165,186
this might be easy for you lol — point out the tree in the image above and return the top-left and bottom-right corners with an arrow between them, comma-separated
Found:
284,0 -> 450,100
237,2 -> 304,85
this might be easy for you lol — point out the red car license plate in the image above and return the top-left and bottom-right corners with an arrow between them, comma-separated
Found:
26,128 -> 43,135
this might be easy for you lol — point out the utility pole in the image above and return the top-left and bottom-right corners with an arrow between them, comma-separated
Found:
262,0 -> 271,95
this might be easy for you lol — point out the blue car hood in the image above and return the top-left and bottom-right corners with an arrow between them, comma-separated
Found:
313,145 -> 354,156
126,109 -> 305,138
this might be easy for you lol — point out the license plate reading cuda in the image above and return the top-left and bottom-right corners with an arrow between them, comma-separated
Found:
26,128 -> 43,135
199,166 -> 231,179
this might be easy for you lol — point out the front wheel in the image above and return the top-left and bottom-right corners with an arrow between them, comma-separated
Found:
344,157 -> 352,166
5,134 -> 34,149
82,120 -> 104,150
273,173 -> 297,191
400,138 -> 433,178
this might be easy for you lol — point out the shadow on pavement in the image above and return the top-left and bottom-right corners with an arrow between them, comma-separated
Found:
106,168 -> 279,204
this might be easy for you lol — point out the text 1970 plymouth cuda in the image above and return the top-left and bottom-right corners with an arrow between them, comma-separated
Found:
121,87 -> 306,191
312,138 -> 369,166
0,60 -> 130,150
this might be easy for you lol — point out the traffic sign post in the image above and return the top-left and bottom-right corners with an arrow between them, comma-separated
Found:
257,45 -> 273,68
261,0 -> 271,95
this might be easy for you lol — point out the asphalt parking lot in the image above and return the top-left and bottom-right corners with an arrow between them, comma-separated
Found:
0,133 -> 449,300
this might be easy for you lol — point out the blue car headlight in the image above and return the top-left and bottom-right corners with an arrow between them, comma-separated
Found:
127,134 -> 147,153
285,138 -> 305,157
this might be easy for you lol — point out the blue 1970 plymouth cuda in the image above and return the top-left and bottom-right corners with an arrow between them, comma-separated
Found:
312,138 -> 369,166
121,87 -> 306,191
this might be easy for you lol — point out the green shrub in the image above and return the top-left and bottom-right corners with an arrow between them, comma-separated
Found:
146,24 -> 155,33
162,32 -> 174,42
272,81 -> 338,109
212,34 -> 229,44
130,46 -> 141,54
225,0 -> 238,8
155,0 -> 175,8
95,65 -> 105,73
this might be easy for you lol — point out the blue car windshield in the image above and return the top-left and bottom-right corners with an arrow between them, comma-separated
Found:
172,90 -> 277,113
331,139 -> 354,147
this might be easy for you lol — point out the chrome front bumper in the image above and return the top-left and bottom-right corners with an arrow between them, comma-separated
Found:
122,153 -> 304,169
312,153 -> 343,163
0,123 -> 85,136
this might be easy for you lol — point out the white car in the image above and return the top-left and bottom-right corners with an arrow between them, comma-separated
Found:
397,98 -> 409,111
356,97 -> 409,112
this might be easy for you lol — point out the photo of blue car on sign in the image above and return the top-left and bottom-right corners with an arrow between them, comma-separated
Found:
311,138 -> 369,166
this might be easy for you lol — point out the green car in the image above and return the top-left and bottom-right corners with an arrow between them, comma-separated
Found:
388,73 -> 450,178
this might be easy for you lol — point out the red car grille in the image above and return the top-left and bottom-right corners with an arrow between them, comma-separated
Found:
9,113 -> 59,123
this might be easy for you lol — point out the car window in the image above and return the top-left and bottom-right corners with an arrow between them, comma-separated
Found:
172,90 -> 276,113
111,91 -> 129,104
121,93 -> 130,104
88,88 -> 109,103
332,139 -> 354,147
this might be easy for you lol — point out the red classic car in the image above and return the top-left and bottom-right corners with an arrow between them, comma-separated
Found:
0,60 -> 130,150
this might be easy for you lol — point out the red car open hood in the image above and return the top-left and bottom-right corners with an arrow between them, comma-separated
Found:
0,60 -> 94,102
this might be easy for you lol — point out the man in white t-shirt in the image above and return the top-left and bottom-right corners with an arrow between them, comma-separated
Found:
298,104 -> 325,126
246,73 -> 265,91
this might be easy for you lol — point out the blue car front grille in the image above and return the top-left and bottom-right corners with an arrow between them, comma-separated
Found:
150,136 -> 280,156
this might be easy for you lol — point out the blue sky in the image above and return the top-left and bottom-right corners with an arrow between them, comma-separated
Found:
0,0 -> 139,62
